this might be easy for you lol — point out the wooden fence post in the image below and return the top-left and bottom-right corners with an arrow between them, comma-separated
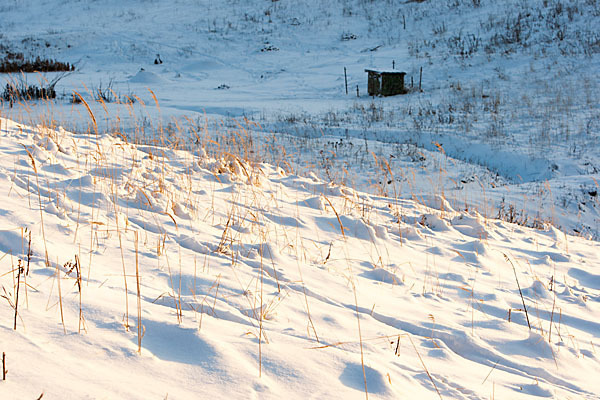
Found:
344,67 -> 348,95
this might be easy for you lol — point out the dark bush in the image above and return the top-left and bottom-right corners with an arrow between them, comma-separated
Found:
0,52 -> 75,73
1,72 -> 69,103
2,82 -> 56,102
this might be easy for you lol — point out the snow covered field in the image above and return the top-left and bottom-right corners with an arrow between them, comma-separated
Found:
1,117 -> 599,399
0,0 -> 599,398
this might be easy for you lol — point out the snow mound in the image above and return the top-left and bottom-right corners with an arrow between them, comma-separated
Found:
129,70 -> 168,84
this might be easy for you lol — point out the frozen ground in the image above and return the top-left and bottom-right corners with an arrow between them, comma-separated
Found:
0,0 -> 599,398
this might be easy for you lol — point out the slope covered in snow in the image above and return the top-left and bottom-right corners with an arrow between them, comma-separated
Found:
0,0 -> 599,398
0,118 -> 598,399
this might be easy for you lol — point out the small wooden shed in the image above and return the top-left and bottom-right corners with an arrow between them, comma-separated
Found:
365,69 -> 407,96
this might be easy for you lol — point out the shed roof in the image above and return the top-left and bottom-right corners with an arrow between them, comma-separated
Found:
365,69 -> 406,75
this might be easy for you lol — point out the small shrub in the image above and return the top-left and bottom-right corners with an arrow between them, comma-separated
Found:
448,32 -> 481,58
94,80 -> 116,103
260,44 -> 279,52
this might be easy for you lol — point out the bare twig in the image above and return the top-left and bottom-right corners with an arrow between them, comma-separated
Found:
13,260 -> 22,330
503,254 -> 531,330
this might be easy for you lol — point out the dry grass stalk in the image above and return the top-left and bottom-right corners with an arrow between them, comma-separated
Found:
258,241 -> 264,377
295,256 -> 319,343
351,282 -> 368,400
323,195 -> 346,239
309,333 -> 403,350
549,265 -> 556,344
135,231 -> 143,354
503,253 -> 531,330
13,260 -> 22,330
197,274 -> 221,332
408,335 -> 443,399
177,246 -> 183,323
72,91 -> 98,135
164,248 -> 182,324
117,231 -> 129,330
21,145 -> 50,268
481,359 -> 500,384
56,258 -> 66,334
74,255 -> 86,333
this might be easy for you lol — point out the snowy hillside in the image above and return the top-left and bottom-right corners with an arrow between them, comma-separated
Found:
0,117 -> 599,399
0,0 -> 599,398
